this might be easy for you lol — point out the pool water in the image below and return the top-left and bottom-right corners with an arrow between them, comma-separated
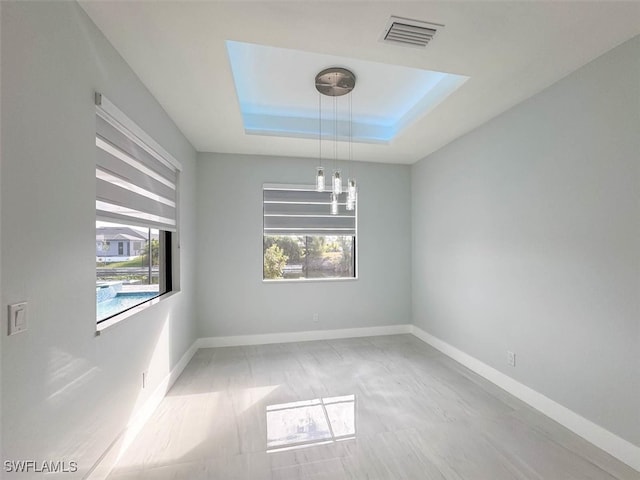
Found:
97,292 -> 158,321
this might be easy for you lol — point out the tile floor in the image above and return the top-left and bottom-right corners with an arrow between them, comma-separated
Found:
107,334 -> 639,479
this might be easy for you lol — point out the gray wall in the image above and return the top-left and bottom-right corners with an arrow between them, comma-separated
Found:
196,153 -> 411,337
412,35 -> 640,446
1,2 -> 197,475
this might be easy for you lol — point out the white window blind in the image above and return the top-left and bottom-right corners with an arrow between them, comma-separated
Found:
95,93 -> 181,231
263,184 -> 356,236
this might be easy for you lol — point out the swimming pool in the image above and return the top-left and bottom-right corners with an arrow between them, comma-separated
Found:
97,292 -> 158,321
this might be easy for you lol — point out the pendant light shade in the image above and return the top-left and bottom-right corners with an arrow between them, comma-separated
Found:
330,193 -> 339,215
346,178 -> 357,211
316,167 -> 325,192
348,178 -> 356,198
346,197 -> 355,211
333,170 -> 342,195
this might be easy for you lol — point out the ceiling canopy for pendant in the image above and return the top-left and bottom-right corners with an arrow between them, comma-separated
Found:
315,67 -> 356,97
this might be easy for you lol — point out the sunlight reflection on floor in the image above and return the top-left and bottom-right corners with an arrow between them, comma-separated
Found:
266,394 -> 356,452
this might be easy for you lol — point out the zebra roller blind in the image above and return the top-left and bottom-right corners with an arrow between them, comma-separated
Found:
263,184 -> 356,236
95,93 -> 180,231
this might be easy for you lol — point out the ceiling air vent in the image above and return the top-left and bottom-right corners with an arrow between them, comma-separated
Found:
381,16 -> 443,48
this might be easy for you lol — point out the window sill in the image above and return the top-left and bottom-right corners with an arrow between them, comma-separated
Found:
95,290 -> 180,335
263,276 -> 358,284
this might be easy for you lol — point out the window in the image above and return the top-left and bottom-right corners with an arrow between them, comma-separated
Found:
263,184 -> 356,280
96,222 -> 172,322
95,93 -> 181,325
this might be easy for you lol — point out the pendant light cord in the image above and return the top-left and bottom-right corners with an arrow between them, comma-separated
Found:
318,92 -> 322,168
334,90 -> 337,173
349,90 -> 353,179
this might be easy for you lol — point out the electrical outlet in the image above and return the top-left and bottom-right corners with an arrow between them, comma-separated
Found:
142,371 -> 148,389
312,313 -> 319,323
507,351 -> 516,367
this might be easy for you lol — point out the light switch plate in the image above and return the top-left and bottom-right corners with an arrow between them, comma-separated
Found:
8,302 -> 28,336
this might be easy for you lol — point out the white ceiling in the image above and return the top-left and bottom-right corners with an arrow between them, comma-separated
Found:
79,1 -> 640,165
226,40 -> 467,144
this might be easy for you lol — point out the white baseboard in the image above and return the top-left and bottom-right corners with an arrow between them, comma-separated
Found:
410,325 -> 640,473
197,324 -> 412,348
86,339 -> 199,480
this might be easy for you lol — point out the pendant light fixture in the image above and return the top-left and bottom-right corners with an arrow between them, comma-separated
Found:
316,166 -> 325,192
346,178 -> 356,211
330,193 -> 339,215
333,170 -> 342,194
315,67 -> 357,214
